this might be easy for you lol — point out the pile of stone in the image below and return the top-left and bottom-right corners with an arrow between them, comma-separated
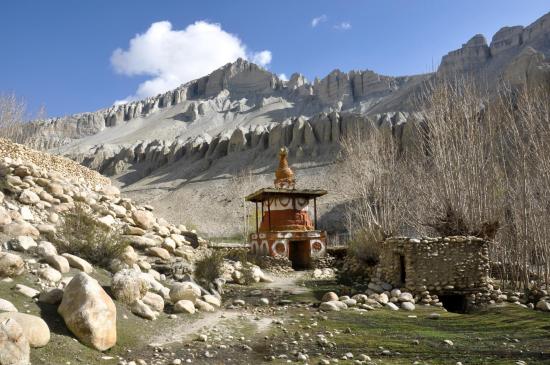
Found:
222,260 -> 273,285
319,286 -> 420,312
0,143 -> 222,361
0,137 -> 109,186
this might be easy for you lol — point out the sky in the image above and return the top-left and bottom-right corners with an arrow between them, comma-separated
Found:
0,0 -> 548,117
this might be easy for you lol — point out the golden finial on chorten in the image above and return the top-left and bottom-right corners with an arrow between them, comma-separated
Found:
274,147 -> 295,189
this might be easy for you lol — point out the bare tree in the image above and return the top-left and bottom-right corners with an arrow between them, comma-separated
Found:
0,93 -> 43,144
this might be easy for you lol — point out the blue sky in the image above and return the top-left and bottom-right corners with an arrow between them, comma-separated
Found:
0,0 -> 548,117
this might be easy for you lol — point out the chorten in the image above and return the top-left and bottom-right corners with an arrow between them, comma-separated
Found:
245,148 -> 328,269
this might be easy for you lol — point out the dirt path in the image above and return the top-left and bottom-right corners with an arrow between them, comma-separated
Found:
150,270 -> 313,347
263,270 -> 310,294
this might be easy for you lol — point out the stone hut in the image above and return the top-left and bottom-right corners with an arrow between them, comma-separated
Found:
375,236 -> 492,311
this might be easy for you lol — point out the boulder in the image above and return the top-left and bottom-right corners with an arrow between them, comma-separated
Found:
58,272 -> 117,351
398,292 -> 414,302
0,299 -> 17,313
173,300 -> 195,314
385,302 -> 399,311
0,253 -> 25,278
320,301 -> 341,312
146,247 -> 171,260
203,294 -> 221,308
37,266 -> 62,283
2,222 -> 39,238
120,246 -> 138,266
194,299 -> 215,312
536,299 -> 550,312
169,282 -> 201,304
0,318 -> 30,365
9,236 -> 37,252
142,292 -> 164,312
0,312 -> 50,348
36,241 -> 57,257
62,253 -> 93,273
132,210 -> 155,230
0,207 -> 12,226
18,190 -> 40,205
44,255 -> 70,274
125,235 -> 157,249
401,302 -> 415,311
322,292 -> 339,302
111,269 -> 149,304
130,299 -> 158,320
14,285 -> 39,298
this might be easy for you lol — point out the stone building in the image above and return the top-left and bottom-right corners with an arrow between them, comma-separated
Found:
375,236 -> 492,311
246,148 -> 327,269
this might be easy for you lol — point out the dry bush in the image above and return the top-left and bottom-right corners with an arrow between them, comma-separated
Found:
48,203 -> 129,268
194,250 -> 225,285
411,77 -> 504,238
0,93 -> 44,144
347,226 -> 385,266
340,76 -> 550,290
340,118 -> 411,237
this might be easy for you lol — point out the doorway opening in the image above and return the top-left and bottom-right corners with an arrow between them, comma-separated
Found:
399,255 -> 406,285
288,240 -> 311,270
439,294 -> 468,313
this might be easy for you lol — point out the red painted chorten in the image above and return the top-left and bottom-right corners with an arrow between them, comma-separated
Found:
246,148 -> 328,269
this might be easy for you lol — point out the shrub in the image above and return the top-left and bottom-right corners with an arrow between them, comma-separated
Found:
48,203 -> 129,268
347,226 -> 386,266
194,250 -> 225,285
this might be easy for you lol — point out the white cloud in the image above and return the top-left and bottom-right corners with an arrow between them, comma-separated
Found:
311,15 -> 327,27
250,50 -> 272,67
111,20 -> 272,101
278,73 -> 288,81
334,22 -> 352,30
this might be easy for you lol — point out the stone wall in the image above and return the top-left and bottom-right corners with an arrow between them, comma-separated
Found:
376,236 -> 491,296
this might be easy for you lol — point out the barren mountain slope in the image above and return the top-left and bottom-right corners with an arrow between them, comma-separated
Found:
23,12 -> 550,236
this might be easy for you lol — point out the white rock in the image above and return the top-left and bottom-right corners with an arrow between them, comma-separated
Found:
174,300 -> 196,314
132,210 -> 155,230
0,312 -> 50,347
98,215 -> 116,227
37,241 -> 57,257
19,206 -> 34,221
14,284 -> 40,298
62,253 -> 93,273
320,301 -> 341,311
38,266 -> 62,283
131,299 -> 158,320
194,299 -> 215,312
142,292 -> 164,312
0,253 -> 25,278
0,318 -> 30,365
401,302 -> 415,311
536,299 -> 550,312
44,255 -> 70,274
19,190 -> 40,205
0,298 -> 18,312
9,236 -> 37,252
385,302 -> 399,311
202,294 -> 221,307
322,292 -> 339,302
170,282 -> 201,304
111,269 -> 149,304
58,272 -> 117,351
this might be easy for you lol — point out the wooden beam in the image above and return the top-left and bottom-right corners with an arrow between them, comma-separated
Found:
267,195 -> 272,231
313,197 -> 317,230
255,202 -> 259,234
